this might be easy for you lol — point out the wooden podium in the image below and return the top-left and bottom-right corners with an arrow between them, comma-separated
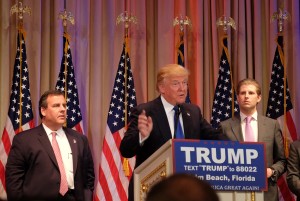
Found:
134,139 -> 265,201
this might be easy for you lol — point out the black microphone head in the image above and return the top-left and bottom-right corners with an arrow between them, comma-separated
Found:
177,104 -> 182,114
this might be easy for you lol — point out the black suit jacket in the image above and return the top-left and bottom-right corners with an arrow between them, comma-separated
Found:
120,97 -> 226,201
6,124 -> 95,201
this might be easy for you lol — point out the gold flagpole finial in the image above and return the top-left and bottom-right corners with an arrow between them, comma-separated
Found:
59,0 -> 75,32
271,8 -> 290,33
10,2 -> 31,27
58,10 -> 75,32
116,11 -> 137,37
216,16 -> 236,34
173,15 -> 192,33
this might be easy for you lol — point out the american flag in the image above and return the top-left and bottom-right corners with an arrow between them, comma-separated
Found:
176,32 -> 191,103
0,29 -> 34,199
55,33 -> 84,133
210,36 -> 239,128
266,35 -> 298,201
94,37 -> 137,201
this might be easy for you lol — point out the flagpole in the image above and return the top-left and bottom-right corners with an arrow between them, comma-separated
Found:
59,1 -> 75,127
116,11 -> 137,176
173,15 -> 192,65
173,15 -> 192,103
271,7 -> 290,156
216,16 -> 236,119
10,2 -> 31,130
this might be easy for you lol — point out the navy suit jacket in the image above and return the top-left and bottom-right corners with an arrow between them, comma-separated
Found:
120,97 -> 226,201
6,124 -> 95,201
120,96 -> 226,169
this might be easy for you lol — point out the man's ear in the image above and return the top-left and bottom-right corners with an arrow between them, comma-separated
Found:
158,83 -> 165,94
257,94 -> 262,103
41,107 -> 46,117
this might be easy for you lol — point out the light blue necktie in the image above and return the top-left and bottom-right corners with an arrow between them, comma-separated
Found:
173,105 -> 184,139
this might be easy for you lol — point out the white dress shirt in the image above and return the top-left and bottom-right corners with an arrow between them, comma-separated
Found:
161,96 -> 184,138
240,111 -> 258,142
42,123 -> 74,189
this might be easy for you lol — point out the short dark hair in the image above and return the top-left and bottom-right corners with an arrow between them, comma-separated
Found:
146,173 -> 219,201
39,90 -> 65,119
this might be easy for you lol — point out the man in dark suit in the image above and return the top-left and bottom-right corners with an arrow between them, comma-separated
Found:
219,78 -> 286,201
120,64 -> 226,201
287,141 -> 300,201
6,90 -> 95,201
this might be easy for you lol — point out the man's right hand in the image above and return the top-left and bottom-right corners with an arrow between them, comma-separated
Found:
138,110 -> 153,140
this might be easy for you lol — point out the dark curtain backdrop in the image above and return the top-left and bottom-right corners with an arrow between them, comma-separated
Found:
1,0 -> 300,199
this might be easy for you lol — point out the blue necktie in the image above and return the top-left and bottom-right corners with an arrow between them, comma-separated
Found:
173,105 -> 184,139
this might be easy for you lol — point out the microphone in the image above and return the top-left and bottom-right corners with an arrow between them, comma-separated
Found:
176,104 -> 182,118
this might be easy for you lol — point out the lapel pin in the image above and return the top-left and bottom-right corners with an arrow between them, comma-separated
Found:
73,139 -> 76,143
187,112 -> 190,116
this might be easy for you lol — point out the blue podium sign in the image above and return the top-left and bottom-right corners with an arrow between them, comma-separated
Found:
173,140 -> 267,191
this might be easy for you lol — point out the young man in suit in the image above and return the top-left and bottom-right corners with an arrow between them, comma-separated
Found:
219,78 -> 286,201
6,90 -> 95,201
120,64 -> 226,201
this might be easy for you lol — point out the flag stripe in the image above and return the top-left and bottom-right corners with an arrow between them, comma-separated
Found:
55,33 -> 84,133
1,129 -> 11,155
210,36 -> 239,128
266,35 -> 297,201
95,38 -> 137,201
103,137 -> 126,199
0,29 -> 35,199
99,164 -> 113,201
286,112 -> 297,141
278,176 -> 295,201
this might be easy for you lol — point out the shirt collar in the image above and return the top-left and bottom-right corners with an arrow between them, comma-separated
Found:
42,123 -> 64,137
160,96 -> 175,113
240,111 -> 258,122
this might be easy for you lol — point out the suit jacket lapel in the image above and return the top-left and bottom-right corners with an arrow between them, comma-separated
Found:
231,117 -> 244,141
181,105 -> 193,138
64,128 -> 79,174
257,115 -> 266,142
36,125 -> 59,169
153,97 -> 172,140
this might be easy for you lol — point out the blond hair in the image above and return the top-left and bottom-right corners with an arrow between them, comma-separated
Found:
156,64 -> 189,91
237,78 -> 261,95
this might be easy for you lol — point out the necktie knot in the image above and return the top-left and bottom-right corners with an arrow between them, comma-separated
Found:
246,116 -> 252,124
51,132 -> 57,138
173,105 -> 179,113
173,105 -> 184,139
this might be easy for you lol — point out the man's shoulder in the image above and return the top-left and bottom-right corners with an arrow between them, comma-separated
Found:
63,127 -> 83,136
15,125 -> 43,137
136,97 -> 162,110
220,116 -> 239,126
258,115 -> 278,124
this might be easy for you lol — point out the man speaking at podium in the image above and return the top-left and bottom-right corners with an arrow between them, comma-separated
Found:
120,64 -> 227,201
